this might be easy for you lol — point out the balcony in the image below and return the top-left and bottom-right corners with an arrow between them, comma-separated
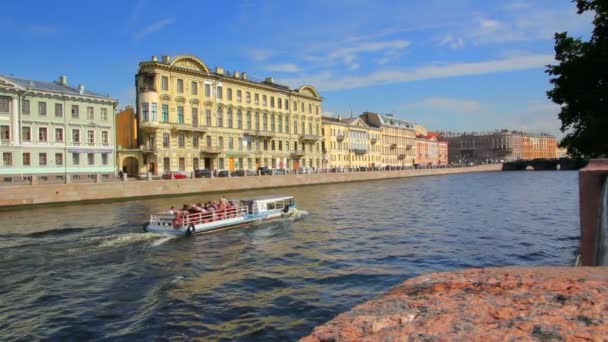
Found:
200,146 -> 222,154
370,137 -> 377,144
140,121 -> 161,130
291,151 -> 305,158
170,123 -> 191,132
244,129 -> 274,138
398,154 -> 406,160
390,143 -> 397,149
406,144 -> 413,150
352,148 -> 367,154
140,145 -> 157,154
336,134 -> 345,141
300,134 -> 321,142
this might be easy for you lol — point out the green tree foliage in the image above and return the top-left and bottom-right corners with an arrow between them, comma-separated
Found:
546,0 -> 608,157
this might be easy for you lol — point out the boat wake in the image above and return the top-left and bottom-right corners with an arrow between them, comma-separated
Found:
96,233 -> 176,248
289,209 -> 309,221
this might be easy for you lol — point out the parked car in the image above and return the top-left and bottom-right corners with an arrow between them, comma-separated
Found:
216,170 -> 230,177
257,166 -> 273,175
194,168 -> 212,178
230,169 -> 258,177
298,167 -> 313,174
330,167 -> 346,173
137,172 -> 161,180
272,168 -> 287,175
162,171 -> 188,179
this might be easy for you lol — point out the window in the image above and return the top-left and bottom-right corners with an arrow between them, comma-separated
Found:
87,130 -> 95,145
271,114 -> 275,132
309,103 -> 312,113
301,102 -> 304,112
177,79 -> 184,93
246,92 -> 251,103
254,93 -> 259,104
163,133 -> 170,147
22,127 -> 31,142
22,99 -> 30,114
227,109 -> 233,128
279,140 -> 282,150
178,134 -> 185,148
191,81 -> 198,95
271,140 -> 275,150
191,108 -> 198,127
228,137 -> 234,150
161,76 -> 168,91
162,104 -> 169,122
151,103 -> 157,121
163,157 -> 170,171
55,128 -> 63,143
205,83 -> 211,97
3,152 -> 12,166
316,105 -> 319,115
217,85 -> 223,99
285,99 -> 289,110
193,157 -> 199,170
278,115 -> 282,133
263,95 -> 267,106
88,153 -> 94,166
255,112 -> 260,130
237,110 -> 242,129
217,108 -> 223,127
227,88 -> 232,101
205,109 -> 211,126
270,96 -> 275,107
0,97 -> 9,113
218,136 -> 224,148
294,120 -> 298,134
278,98 -> 282,109
101,108 -> 108,121
236,90 -> 242,102
71,105 -> 79,118
246,111 -> 251,129
38,102 -> 47,116
55,103 -> 63,117
286,115 -> 290,133
285,140 -> 290,151
177,106 -> 184,123
55,153 -> 63,166
142,103 -> 149,121
263,139 -> 268,151
179,157 -> 185,171
238,137 -> 243,151
193,135 -> 199,148
72,129 -> 80,144
39,153 -> 47,166
206,135 -> 212,147
0,125 -> 8,141
23,152 -> 30,166
102,153 -> 108,165
38,127 -> 48,142
87,106 -> 94,120
263,113 -> 268,131
102,131 -> 109,145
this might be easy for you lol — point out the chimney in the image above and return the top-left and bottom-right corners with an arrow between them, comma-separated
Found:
58,75 -> 68,85
78,84 -> 85,95
151,56 -> 158,62
216,66 -> 224,75
162,55 -> 170,63
338,115 -> 342,121
242,72 -> 247,80
234,71 -> 241,78
264,77 -> 274,84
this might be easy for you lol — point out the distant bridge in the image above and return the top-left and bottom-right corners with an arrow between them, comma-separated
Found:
502,158 -> 588,171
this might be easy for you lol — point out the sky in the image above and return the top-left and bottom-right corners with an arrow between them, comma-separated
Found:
0,0 -> 594,137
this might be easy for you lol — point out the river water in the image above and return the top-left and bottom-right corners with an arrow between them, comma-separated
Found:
0,171 -> 580,341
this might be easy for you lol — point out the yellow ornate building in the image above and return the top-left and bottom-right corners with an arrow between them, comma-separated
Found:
360,112 -> 416,167
134,55 -> 323,174
321,116 -> 381,169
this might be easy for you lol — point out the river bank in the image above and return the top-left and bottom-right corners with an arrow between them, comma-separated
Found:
0,164 -> 500,209
301,266 -> 608,341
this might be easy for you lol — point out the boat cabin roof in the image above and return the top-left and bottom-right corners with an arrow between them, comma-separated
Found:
241,195 -> 294,203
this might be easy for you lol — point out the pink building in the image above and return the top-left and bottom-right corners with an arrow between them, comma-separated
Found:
416,133 -> 448,166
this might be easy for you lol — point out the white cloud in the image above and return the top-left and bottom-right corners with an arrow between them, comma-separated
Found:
249,48 -> 277,62
439,34 -> 465,49
305,39 -> 410,69
421,97 -> 484,114
506,100 -> 563,137
280,53 -> 554,92
134,18 -> 174,39
264,63 -> 302,73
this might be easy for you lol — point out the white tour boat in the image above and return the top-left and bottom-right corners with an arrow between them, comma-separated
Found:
144,195 -> 298,236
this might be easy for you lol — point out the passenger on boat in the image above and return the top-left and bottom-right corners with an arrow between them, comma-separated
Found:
220,195 -> 229,205
168,206 -> 176,215
172,210 -> 184,228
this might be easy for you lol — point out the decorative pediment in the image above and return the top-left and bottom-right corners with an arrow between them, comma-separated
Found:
298,85 -> 321,98
169,55 -> 210,73
189,98 -> 200,105
175,96 -> 186,103
0,76 -> 25,91
160,94 -> 171,102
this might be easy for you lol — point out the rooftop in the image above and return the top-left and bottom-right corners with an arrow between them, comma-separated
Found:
1,75 -> 115,100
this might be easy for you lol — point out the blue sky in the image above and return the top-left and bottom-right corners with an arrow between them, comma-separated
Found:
0,0 -> 593,137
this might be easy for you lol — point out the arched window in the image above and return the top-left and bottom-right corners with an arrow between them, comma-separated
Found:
217,108 -> 223,128
237,110 -> 242,129
227,109 -> 233,128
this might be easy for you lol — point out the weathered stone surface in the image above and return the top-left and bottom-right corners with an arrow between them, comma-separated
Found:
300,267 -> 608,341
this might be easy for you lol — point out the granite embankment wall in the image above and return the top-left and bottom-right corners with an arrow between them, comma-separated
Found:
0,164 -> 500,208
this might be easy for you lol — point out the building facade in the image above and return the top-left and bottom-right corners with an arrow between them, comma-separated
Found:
134,55 -> 323,174
360,112 -> 416,167
415,132 -> 448,166
443,130 -> 556,163
321,116 -> 381,169
0,75 -> 117,182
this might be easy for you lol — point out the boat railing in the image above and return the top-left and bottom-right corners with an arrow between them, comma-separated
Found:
182,206 -> 249,226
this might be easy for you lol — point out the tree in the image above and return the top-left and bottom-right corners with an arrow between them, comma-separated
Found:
546,0 -> 608,158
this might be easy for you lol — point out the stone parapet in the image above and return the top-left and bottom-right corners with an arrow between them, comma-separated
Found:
301,267 -> 608,341
0,165 -> 500,208
579,159 -> 608,265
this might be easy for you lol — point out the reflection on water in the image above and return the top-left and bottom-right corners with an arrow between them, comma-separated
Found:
0,171 -> 580,340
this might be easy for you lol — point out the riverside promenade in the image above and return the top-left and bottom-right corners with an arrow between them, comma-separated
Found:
0,164 -> 499,208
